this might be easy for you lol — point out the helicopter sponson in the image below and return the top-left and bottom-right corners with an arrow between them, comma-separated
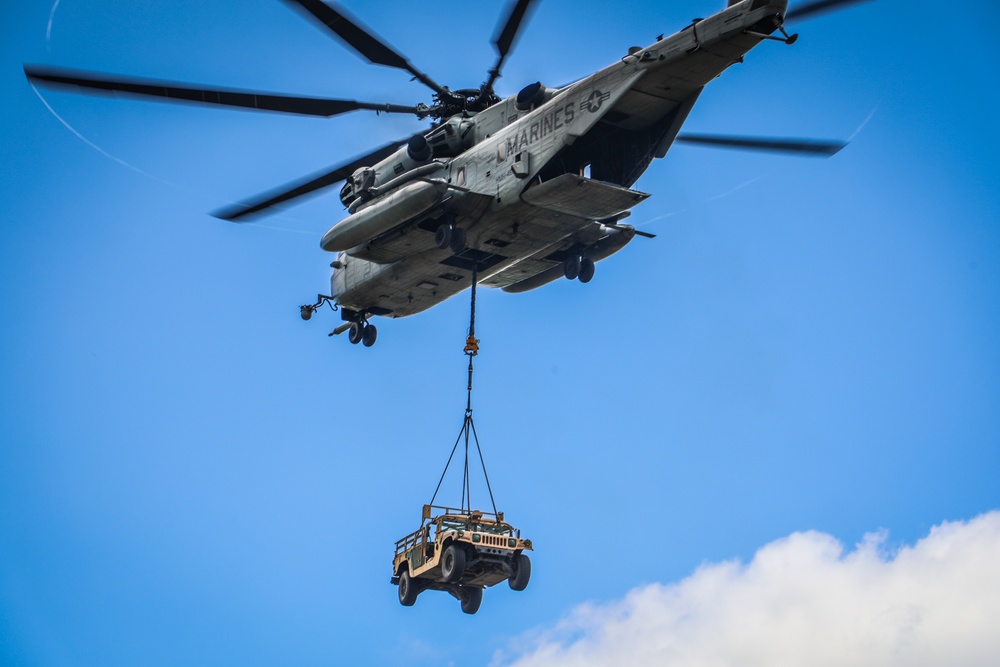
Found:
321,178 -> 448,252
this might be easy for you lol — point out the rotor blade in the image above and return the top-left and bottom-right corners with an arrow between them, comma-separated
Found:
214,139 -> 406,222
25,66 -> 426,118
495,0 -> 535,58
484,0 -> 537,93
675,133 -> 846,157
785,0 -> 875,22
283,0 -> 450,99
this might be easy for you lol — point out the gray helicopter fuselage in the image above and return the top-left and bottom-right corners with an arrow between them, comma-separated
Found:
328,0 -> 787,319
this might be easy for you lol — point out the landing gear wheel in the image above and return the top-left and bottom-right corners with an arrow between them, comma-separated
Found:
563,255 -> 581,280
398,569 -> 419,606
460,586 -> 483,615
442,543 -> 466,583
508,554 -> 531,591
578,257 -> 595,283
435,223 -> 453,250
348,322 -> 365,344
449,227 -> 467,254
300,305 -> 313,321
362,323 -> 378,347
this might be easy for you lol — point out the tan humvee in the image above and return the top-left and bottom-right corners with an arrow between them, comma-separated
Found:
391,504 -> 533,614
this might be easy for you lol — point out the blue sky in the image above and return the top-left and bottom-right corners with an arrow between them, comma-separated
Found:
2,1 -> 999,665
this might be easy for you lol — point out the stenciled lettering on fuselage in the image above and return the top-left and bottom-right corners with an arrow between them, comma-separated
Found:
495,88 -> 617,164
497,101 -> 576,163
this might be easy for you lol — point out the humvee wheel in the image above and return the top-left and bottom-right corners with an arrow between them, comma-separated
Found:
398,569 -> 419,606
442,543 -> 466,583
460,586 -> 483,615
509,554 -> 531,591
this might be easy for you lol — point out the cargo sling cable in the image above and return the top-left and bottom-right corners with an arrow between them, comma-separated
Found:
428,266 -> 498,516
390,269 -> 533,615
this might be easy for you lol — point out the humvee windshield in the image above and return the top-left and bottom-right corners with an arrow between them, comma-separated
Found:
436,514 -> 516,536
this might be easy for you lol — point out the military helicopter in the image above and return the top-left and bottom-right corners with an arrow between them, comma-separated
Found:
25,0 -> 869,348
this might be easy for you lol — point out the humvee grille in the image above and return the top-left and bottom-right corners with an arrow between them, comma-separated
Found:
476,534 -> 511,548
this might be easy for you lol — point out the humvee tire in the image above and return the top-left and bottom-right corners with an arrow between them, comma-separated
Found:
509,554 -> 531,591
460,586 -> 483,614
442,543 -> 466,583
398,569 -> 419,606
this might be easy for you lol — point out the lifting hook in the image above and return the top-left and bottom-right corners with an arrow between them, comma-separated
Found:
464,334 -> 480,356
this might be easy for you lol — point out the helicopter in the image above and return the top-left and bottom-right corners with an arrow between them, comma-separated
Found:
24,0 -> 869,348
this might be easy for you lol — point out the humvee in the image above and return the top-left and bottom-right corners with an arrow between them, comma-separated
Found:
391,505 -> 533,614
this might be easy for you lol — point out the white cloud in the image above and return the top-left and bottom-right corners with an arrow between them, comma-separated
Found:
493,512 -> 1000,667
